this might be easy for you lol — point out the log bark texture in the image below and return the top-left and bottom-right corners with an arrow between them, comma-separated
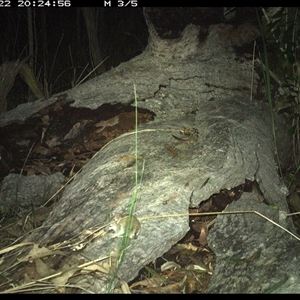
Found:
0,10 -> 296,293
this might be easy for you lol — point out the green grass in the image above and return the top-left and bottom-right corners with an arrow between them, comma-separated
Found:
105,84 -> 145,293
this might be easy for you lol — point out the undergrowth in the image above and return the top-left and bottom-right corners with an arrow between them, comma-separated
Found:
260,8 -> 300,173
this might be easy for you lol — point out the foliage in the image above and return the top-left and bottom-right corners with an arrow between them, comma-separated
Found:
262,8 -> 300,168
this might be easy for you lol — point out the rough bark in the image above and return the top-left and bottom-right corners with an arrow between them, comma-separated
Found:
0,13 -> 296,293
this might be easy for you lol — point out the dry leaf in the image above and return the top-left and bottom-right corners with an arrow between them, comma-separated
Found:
18,243 -> 63,262
120,280 -> 132,294
199,225 -> 208,246
35,258 -> 56,277
81,261 -> 110,274
95,116 -> 119,133
161,261 -> 181,272
51,268 -> 78,293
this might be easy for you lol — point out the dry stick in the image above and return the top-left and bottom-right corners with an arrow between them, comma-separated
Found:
250,40 -> 256,101
139,210 -> 300,242
14,142 -> 36,223
0,242 -> 35,256
287,211 -> 300,216
75,56 -> 108,87
4,283 -> 93,294
41,168 -> 82,207
19,142 -> 35,177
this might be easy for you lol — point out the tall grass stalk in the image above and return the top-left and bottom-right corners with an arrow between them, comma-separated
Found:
105,84 -> 145,293
256,8 -> 282,177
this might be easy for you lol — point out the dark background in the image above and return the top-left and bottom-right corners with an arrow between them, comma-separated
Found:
0,7 -> 148,109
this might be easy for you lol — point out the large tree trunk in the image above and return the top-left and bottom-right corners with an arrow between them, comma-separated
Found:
0,8 -> 298,293
82,7 -> 106,75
